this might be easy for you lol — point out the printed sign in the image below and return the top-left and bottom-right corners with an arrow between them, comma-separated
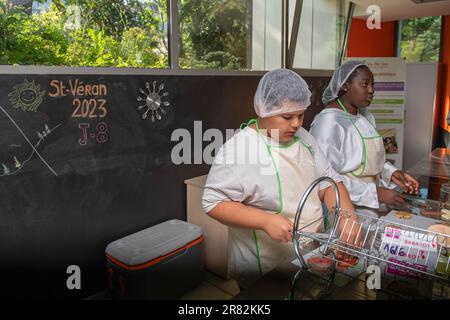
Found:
380,226 -> 438,279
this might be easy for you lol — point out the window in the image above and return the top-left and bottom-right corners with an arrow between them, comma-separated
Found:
291,0 -> 346,70
0,0 -> 169,68
399,16 -> 442,63
178,0 -> 282,71
1,0 -> 345,72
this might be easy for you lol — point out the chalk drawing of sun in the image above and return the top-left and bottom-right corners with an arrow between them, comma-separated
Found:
8,79 -> 45,112
136,81 -> 170,122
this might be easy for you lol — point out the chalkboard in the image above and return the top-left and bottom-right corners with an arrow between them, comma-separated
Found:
0,73 -> 329,299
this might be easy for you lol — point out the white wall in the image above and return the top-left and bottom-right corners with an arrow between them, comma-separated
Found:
403,63 -> 440,170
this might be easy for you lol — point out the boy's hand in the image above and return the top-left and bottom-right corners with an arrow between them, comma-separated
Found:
337,211 -> 363,248
262,214 -> 294,243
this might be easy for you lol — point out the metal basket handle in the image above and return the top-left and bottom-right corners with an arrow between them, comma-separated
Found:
292,176 -> 341,269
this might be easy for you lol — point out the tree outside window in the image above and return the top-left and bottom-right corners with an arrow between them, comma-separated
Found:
0,0 -> 169,68
399,16 -> 442,63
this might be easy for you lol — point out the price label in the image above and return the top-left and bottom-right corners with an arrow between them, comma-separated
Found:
380,227 -> 438,278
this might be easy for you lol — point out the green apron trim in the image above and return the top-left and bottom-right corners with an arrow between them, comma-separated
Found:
244,118 -> 284,214
337,99 -> 382,177
336,99 -> 381,137
300,141 -> 314,156
252,229 -> 263,276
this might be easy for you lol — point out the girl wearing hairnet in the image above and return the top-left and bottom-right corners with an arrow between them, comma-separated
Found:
310,60 -> 419,215
202,68 -> 360,289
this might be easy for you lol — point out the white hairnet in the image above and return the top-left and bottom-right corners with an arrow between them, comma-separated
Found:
322,60 -> 368,105
254,68 -> 311,118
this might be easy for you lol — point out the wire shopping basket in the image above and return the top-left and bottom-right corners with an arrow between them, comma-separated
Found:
289,177 -> 450,300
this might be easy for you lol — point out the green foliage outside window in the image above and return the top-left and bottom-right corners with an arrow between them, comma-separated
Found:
0,0 -> 169,67
400,16 -> 441,63
178,0 -> 250,70
0,0 -> 253,69
0,0 -> 252,70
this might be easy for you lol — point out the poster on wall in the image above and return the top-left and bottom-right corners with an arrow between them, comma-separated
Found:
344,57 -> 406,169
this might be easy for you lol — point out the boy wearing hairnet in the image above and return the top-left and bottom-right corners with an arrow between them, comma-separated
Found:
310,60 -> 419,215
202,69 -> 359,289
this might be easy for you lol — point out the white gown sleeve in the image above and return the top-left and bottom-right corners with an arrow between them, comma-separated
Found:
202,146 -> 247,214
379,161 -> 399,189
298,129 -> 341,190
360,108 -> 399,190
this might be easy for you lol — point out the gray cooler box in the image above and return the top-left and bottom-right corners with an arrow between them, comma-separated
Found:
106,219 -> 204,299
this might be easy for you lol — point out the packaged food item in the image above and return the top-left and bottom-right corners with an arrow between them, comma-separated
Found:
333,249 -> 359,271
435,251 -> 450,275
421,211 -> 443,219
399,195 -> 443,218
440,209 -> 450,222
427,224 -> 450,248
306,250 -> 359,274
307,255 -> 333,273
395,211 -> 412,219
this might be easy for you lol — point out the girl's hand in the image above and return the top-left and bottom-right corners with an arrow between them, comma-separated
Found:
391,170 -> 419,194
377,187 -> 405,206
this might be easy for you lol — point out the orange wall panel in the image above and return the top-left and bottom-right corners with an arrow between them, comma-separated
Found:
347,18 -> 396,57
441,16 -> 450,132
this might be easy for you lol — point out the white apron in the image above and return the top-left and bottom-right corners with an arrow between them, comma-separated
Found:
337,99 -> 386,215
346,130 -> 385,183
336,98 -> 385,183
229,120 -> 323,287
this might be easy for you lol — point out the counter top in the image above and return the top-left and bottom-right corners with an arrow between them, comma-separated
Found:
184,174 -> 208,188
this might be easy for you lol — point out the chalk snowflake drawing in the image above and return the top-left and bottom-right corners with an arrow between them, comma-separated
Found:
136,81 -> 170,122
8,79 -> 46,112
